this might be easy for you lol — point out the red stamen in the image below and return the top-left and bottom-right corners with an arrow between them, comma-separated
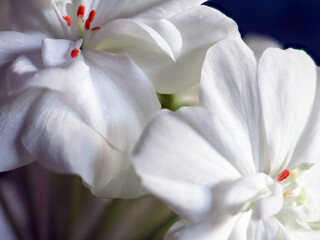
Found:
88,10 -> 96,22
77,5 -> 85,18
63,16 -> 72,26
91,26 -> 101,31
277,169 -> 290,182
71,48 -> 80,58
85,19 -> 91,30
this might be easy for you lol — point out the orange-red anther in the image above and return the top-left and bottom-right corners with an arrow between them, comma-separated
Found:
63,16 -> 72,26
85,19 -> 91,30
77,5 -> 85,18
71,48 -> 80,58
277,169 -> 290,182
88,10 -> 96,22
91,26 -> 101,31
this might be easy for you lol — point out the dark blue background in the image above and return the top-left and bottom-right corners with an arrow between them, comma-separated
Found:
206,0 -> 320,64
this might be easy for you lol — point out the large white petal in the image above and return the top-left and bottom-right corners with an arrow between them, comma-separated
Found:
7,55 -> 89,96
133,107 -> 241,221
133,6 -> 240,93
87,18 -> 176,61
86,0 -> 167,25
258,48 -> 317,176
20,91 -> 143,198
290,68 -> 320,167
135,0 -> 206,19
247,218 -> 286,240
83,50 -> 160,152
165,215 -> 242,240
199,38 -> 261,171
0,31 -> 46,65
91,6 -> 239,93
9,0 -> 68,38
0,91 -> 38,171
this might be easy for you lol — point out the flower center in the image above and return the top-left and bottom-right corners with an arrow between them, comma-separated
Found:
62,5 -> 102,58
276,163 -> 313,206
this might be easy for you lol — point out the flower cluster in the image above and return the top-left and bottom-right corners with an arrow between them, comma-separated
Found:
1,0 -> 320,239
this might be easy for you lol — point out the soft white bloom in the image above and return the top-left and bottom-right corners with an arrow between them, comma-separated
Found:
0,0 -> 238,198
133,38 -> 320,238
173,34 -> 283,108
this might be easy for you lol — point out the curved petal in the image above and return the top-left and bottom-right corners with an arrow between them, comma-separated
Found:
199,38 -> 261,171
7,55 -> 89,96
129,6 -> 240,93
258,48 -> 317,176
0,91 -> 39,171
88,18 -> 176,61
20,92 -> 143,198
83,50 -> 160,152
0,31 -> 46,65
247,218 -> 286,240
9,0 -> 68,38
133,107 -> 241,221
282,163 -> 320,224
164,215 -> 241,240
290,68 -> 320,167
87,0 -> 167,25
41,38 -> 84,68
135,0 -> 206,19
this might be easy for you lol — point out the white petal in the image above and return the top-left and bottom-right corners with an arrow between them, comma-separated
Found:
165,215 -> 241,240
9,0 -> 68,38
7,55 -> 89,96
20,92 -> 142,198
258,48 -> 317,176
133,107 -> 241,221
89,0 -> 168,25
244,34 -> 283,60
0,31 -> 46,65
88,18 -> 176,60
247,218 -> 285,240
83,50 -> 160,152
42,38 -> 84,68
136,0 -> 206,19
199,38 -> 261,171
0,91 -> 38,171
290,68 -> 320,167
282,163 -> 320,223
129,6 -> 240,93
211,174 -> 277,217
251,183 -> 283,220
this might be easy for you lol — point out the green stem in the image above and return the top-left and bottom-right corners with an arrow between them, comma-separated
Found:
0,186 -> 25,240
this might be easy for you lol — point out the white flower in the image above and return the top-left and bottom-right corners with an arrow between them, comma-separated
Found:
133,38 -> 320,238
172,34 -> 283,108
0,0 -> 239,198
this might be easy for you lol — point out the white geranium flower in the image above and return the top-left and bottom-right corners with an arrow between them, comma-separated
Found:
133,38 -> 320,238
0,0 -> 238,198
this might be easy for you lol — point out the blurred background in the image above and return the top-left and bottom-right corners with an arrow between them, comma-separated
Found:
206,0 -> 320,64
1,0 -> 320,239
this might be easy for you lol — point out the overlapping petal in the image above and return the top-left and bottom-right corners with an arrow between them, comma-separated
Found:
258,48 -> 317,176
199,38 -> 261,171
